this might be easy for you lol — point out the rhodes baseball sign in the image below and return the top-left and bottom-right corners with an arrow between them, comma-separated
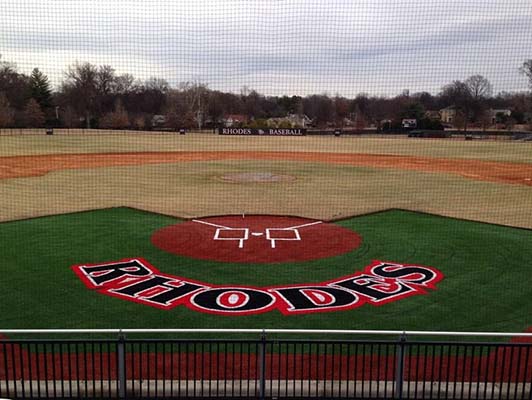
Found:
72,215 -> 444,316
218,127 -> 306,136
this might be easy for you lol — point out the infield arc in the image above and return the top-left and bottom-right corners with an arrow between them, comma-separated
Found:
151,215 -> 362,263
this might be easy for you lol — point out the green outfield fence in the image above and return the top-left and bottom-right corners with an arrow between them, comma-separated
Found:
1,329 -> 531,399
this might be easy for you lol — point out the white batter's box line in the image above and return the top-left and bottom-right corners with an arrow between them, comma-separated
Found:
265,221 -> 323,249
214,227 -> 249,249
192,219 -> 323,249
192,219 -> 250,249
265,228 -> 299,248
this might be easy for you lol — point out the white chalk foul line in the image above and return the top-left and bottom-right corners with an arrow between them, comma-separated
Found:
192,219 -> 233,230
283,221 -> 323,230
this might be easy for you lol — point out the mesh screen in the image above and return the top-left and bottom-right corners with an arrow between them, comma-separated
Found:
0,0 -> 532,333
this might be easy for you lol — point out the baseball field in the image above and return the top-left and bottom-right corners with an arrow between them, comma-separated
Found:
1,132 -> 532,334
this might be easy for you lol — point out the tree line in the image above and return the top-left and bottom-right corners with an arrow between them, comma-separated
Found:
0,57 -> 531,130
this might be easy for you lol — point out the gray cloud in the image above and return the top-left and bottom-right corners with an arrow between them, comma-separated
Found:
1,0 -> 531,96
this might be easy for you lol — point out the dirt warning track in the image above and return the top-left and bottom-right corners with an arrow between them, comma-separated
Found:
1,151 -> 532,186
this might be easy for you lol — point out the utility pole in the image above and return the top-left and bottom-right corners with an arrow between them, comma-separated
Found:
192,79 -> 204,131
197,86 -> 202,130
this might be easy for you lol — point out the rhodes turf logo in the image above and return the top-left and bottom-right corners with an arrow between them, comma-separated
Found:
72,259 -> 443,316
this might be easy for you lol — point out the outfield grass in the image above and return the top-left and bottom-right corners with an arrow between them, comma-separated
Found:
2,160 -> 532,228
1,133 -> 532,163
1,207 -> 531,333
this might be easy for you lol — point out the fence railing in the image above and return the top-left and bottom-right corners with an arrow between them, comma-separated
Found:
1,329 -> 531,399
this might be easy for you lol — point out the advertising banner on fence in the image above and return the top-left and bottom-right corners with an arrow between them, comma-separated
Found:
218,127 -> 306,136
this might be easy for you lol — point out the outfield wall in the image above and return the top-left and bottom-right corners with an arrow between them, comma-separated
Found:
1,128 -> 530,138
0,128 -> 216,136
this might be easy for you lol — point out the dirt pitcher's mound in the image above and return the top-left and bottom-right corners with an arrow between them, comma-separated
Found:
152,215 -> 362,263
218,172 -> 296,183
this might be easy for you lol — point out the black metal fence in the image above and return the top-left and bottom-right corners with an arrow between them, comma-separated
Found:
1,334 -> 531,399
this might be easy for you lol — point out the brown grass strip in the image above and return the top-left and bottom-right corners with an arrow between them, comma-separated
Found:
1,151 -> 532,186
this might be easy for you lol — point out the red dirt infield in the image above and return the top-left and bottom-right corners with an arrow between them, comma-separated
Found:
151,215 -> 362,263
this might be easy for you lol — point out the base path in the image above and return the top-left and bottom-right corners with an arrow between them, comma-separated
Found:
1,151 -> 532,186
151,215 -> 362,263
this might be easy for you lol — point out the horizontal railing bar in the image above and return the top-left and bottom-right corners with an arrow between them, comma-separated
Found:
2,338 -> 532,347
1,328 -> 532,337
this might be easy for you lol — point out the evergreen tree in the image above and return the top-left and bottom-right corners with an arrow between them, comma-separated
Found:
30,68 -> 52,110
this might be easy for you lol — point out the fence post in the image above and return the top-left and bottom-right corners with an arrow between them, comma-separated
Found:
529,358 -> 532,400
395,332 -> 407,400
117,331 -> 126,399
259,330 -> 267,400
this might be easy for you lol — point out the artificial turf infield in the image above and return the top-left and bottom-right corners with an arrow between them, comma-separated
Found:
0,207 -> 531,333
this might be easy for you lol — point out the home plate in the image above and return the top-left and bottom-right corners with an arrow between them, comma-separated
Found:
252,232 -> 264,236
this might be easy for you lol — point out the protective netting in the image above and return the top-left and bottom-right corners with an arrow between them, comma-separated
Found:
0,1 -> 532,334
2,0 -> 532,96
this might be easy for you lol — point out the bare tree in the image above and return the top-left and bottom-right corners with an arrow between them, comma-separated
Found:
0,57 -> 31,109
114,74 -> 137,95
465,75 -> 493,99
441,81 -> 474,131
334,96 -> 350,126
62,62 -> 99,128
478,109 -> 493,131
351,104 -> 367,129
188,81 -> 209,129
366,97 -> 389,129
464,75 -> 493,126
520,60 -> 532,90
520,61 -> 532,129
166,108 -> 195,130
139,77 -> 169,115
303,95 -> 334,127
278,95 -> 302,116
165,89 -> 188,130
97,65 -> 116,96
241,88 -> 265,120
4,55 -> 532,132
206,90 -> 226,126
23,98 -> 46,127
0,92 -> 15,127
412,92 -> 437,111
100,99 -> 130,129
453,110 -> 468,131
146,77 -> 169,93
131,115 -> 146,130
168,81 -> 209,129
61,105 -> 78,128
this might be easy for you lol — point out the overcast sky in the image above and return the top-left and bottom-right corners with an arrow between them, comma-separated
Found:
1,0 -> 531,96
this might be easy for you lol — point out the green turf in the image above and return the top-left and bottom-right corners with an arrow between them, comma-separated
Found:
0,207 -> 531,333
